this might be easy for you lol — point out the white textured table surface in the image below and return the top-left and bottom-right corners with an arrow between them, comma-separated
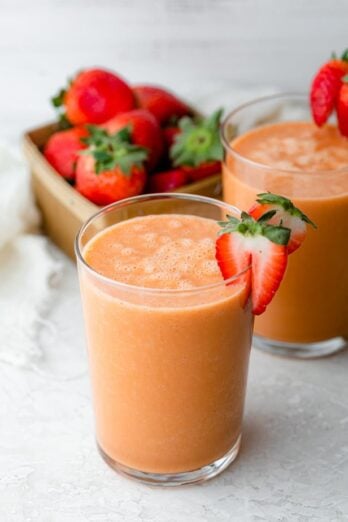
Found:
1,257 -> 348,522
1,1 -> 348,519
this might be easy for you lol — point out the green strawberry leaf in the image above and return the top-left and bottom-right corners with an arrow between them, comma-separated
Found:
170,109 -> 224,167
57,113 -> 72,131
218,209 -> 291,246
81,125 -> 148,175
51,88 -> 66,108
256,209 -> 278,223
341,49 -> 348,62
263,224 -> 290,245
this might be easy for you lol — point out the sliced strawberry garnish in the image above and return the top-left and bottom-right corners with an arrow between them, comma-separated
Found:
249,193 -> 316,254
216,210 -> 290,315
310,51 -> 348,127
337,77 -> 348,137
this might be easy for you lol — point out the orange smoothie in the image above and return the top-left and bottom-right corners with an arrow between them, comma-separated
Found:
223,121 -> 348,344
79,214 -> 252,474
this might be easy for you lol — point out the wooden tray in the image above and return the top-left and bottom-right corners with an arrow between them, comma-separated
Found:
22,122 -> 222,259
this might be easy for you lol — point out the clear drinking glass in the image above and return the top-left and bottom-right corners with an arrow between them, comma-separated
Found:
221,93 -> 348,358
75,193 -> 253,486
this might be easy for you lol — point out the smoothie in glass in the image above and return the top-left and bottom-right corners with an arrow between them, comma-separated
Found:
222,94 -> 348,357
76,194 -> 253,485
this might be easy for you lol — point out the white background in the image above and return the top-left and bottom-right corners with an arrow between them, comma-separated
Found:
1,0 -> 348,141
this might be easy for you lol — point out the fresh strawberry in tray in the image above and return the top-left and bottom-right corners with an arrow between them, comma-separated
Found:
43,126 -> 88,181
76,126 -> 147,205
163,125 -> 180,149
249,193 -> 317,253
52,68 -> 135,126
170,109 -> 223,181
133,85 -> 192,125
103,109 -> 164,171
147,169 -> 188,193
310,50 -> 348,127
216,193 -> 316,315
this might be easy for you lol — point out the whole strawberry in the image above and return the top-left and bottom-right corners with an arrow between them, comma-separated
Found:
103,109 -> 164,171
133,85 -> 192,125
170,109 -> 223,181
310,50 -> 348,127
52,68 -> 135,125
44,126 -> 88,180
76,126 -> 147,205
147,169 -> 188,193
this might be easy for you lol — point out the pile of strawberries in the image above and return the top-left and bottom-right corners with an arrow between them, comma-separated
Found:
310,49 -> 348,136
44,68 -> 223,205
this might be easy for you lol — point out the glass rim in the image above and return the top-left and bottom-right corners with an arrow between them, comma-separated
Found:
75,192 -> 250,295
221,91 -> 348,176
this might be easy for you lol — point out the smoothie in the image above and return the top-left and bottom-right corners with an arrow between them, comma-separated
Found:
223,121 -> 348,344
79,214 -> 252,474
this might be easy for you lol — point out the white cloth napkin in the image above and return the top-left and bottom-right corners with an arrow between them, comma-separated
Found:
0,144 -> 61,367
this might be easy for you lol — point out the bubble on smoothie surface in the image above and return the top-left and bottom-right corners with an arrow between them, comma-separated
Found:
84,214 -> 224,289
237,121 -> 348,172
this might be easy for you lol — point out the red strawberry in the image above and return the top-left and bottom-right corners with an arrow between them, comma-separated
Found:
182,160 -> 221,182
249,193 -> 316,254
336,79 -> 348,137
163,126 -> 180,148
147,169 -> 188,193
216,210 -> 291,315
170,110 -> 223,179
75,126 -> 147,205
103,109 -> 163,171
310,51 -> 348,127
52,69 -> 135,125
133,85 -> 192,125
43,126 -> 88,180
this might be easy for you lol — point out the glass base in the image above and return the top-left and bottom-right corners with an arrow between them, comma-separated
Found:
98,435 -> 241,487
253,334 -> 347,359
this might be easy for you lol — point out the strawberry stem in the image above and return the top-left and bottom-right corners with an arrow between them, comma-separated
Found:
170,109 -> 224,167
256,193 -> 317,228
218,211 -> 291,246
81,125 -> 148,175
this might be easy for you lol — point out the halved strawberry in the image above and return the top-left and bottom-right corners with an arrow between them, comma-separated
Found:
310,51 -> 348,127
216,211 -> 290,315
336,77 -> 348,137
249,193 -> 316,254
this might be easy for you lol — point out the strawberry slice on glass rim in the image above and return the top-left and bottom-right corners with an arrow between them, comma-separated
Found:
216,210 -> 291,315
